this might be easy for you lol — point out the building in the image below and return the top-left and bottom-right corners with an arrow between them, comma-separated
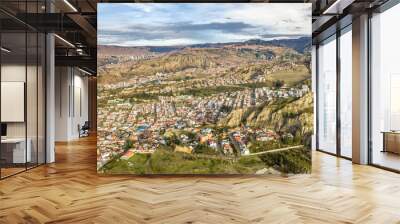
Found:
0,0 -> 399,223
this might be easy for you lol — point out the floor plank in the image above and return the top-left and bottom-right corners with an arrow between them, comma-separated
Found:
0,135 -> 400,224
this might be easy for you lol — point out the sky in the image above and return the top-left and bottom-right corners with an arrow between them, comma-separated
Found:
98,3 -> 311,47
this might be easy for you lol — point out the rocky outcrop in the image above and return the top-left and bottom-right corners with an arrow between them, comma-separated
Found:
219,93 -> 313,137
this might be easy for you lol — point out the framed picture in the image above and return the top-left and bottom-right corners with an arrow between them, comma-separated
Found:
97,3 -> 312,175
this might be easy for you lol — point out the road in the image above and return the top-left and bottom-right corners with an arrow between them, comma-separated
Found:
243,145 -> 304,156
186,145 -> 304,161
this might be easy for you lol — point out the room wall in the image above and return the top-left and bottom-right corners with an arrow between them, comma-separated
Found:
55,66 -> 70,141
74,72 -> 89,136
0,64 -> 42,139
54,66 -> 89,141
1,63 -> 45,164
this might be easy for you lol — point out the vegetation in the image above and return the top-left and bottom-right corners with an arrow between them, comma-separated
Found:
272,80 -> 285,89
163,133 -> 181,146
167,76 -> 194,82
98,39 -> 313,175
248,140 -> 283,154
123,139 -> 134,150
100,146 -> 311,175
237,82 -> 273,89
265,65 -> 310,86
179,85 -> 245,97
258,147 -> 311,174
101,153 -> 151,174
193,144 -> 219,155
101,148 -> 266,174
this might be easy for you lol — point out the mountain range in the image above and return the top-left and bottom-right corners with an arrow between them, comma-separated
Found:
98,37 -> 311,56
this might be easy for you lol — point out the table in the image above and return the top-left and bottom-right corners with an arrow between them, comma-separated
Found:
382,131 -> 400,154
1,138 -> 31,163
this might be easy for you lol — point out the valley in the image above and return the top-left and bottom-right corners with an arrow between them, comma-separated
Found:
97,37 -> 312,174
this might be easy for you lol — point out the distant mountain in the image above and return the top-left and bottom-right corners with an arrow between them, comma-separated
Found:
189,37 -> 311,53
98,37 -> 311,56
147,46 -> 183,53
261,37 -> 311,54
245,37 -> 311,53
98,45 -> 151,57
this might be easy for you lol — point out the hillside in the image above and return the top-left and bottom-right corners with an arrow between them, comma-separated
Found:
98,37 -> 313,175
219,92 -> 313,145
98,45 -> 304,86
98,45 -> 152,57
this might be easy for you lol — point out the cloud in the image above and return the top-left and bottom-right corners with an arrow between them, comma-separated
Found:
119,3 -> 160,13
222,4 -> 311,35
98,3 -> 311,46
99,22 -> 258,41
121,38 -> 200,47
260,34 -> 307,38
176,22 -> 256,32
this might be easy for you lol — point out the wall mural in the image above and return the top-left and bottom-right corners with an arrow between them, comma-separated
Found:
97,3 -> 313,174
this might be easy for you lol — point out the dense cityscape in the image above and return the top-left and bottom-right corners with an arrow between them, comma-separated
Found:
97,39 -> 312,174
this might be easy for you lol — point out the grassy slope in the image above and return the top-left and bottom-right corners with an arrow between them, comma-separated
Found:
100,146 -> 311,175
100,149 -> 266,174
265,65 -> 309,85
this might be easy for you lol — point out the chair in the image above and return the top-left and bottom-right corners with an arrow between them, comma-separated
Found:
79,121 -> 90,138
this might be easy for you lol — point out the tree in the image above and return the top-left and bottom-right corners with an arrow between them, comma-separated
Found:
273,80 -> 285,89
123,139 -> 134,150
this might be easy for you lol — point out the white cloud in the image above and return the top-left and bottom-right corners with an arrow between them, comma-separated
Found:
223,4 -> 311,35
120,3 -> 159,13
98,3 -> 311,46
119,38 -> 200,47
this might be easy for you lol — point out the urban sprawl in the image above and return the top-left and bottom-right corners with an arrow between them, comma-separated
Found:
97,73 -> 310,168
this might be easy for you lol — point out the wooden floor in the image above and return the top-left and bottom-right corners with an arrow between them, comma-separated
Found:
372,150 -> 400,171
1,136 -> 400,224
0,167 -> 26,178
